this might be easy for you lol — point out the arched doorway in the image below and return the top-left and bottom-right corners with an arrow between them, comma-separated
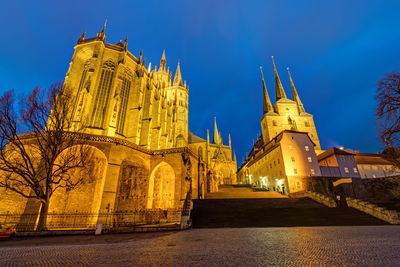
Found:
147,162 -> 176,209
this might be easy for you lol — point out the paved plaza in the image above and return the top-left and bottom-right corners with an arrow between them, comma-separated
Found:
1,226 -> 400,266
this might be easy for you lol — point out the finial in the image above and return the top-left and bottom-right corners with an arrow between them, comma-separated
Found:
102,19 -> 107,33
78,30 -> 86,44
271,55 -> 274,59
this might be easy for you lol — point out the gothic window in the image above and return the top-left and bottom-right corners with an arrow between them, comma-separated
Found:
272,120 -> 277,126
116,69 -> 132,135
305,121 -> 310,127
72,69 -> 88,119
90,60 -> 116,128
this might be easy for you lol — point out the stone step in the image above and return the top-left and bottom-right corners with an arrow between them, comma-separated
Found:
191,198 -> 388,228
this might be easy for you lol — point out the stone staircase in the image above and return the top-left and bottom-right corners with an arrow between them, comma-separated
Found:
192,186 -> 388,228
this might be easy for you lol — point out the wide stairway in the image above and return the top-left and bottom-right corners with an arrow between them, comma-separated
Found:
192,185 -> 388,227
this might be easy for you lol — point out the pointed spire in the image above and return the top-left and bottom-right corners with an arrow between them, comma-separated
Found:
260,66 -> 273,114
97,19 -> 107,41
147,62 -> 152,73
123,35 -> 128,50
77,30 -> 86,44
207,129 -> 210,143
161,49 -> 166,61
233,150 -> 237,162
173,60 -> 183,86
160,50 -> 167,71
229,133 -> 232,147
213,117 -> 219,145
102,19 -> 107,33
271,56 -> 287,100
219,131 -> 223,146
287,67 -> 305,113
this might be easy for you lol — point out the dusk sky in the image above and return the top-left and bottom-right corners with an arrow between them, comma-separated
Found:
0,0 -> 399,164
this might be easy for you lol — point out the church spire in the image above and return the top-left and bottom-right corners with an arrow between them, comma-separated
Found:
77,30 -> 86,44
173,60 -> 183,86
123,36 -> 128,51
272,56 -> 287,100
260,66 -> 273,113
213,117 -> 220,145
287,67 -> 306,113
97,19 -> 107,41
160,50 -> 167,71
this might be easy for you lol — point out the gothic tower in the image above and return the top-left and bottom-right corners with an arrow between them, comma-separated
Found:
259,57 -> 321,150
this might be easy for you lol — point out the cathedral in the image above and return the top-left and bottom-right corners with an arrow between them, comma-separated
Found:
0,24 -> 237,222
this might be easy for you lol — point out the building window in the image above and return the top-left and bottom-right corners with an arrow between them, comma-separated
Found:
296,181 -> 301,188
272,120 -> 277,126
311,169 -> 315,175
91,60 -> 116,128
344,167 -> 349,173
291,157 -> 295,162
307,157 -> 312,163
274,161 -> 276,166
270,163 -> 272,169
353,168 -> 358,174
116,71 -> 132,135
277,159 -> 280,164
305,121 -> 310,127
294,169 -> 298,174
305,146 -> 310,151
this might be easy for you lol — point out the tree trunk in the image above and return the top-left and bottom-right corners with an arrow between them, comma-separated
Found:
36,200 -> 49,231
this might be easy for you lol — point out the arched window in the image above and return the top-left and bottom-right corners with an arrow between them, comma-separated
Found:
72,60 -> 92,120
116,69 -> 132,135
90,60 -> 116,128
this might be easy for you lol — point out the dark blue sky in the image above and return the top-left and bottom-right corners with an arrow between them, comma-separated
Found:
1,0 -> 399,164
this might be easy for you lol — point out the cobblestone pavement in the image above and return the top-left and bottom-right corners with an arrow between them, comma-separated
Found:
1,226 -> 400,266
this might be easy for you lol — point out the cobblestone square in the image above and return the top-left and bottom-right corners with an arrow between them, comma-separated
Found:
1,226 -> 400,266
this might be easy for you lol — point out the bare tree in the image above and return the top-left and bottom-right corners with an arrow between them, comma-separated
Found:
0,82 -> 90,230
376,72 -> 400,166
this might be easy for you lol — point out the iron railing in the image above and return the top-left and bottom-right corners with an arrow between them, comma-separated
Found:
0,209 -> 182,232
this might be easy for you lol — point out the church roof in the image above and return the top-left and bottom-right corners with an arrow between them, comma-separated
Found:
188,131 -> 206,144
317,147 -> 355,162
353,153 -> 394,165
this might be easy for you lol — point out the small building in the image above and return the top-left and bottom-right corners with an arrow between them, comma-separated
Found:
354,152 -> 400,178
238,130 -> 321,194
317,147 -> 361,178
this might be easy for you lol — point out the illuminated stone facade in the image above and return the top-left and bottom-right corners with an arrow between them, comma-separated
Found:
0,25 -> 236,220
